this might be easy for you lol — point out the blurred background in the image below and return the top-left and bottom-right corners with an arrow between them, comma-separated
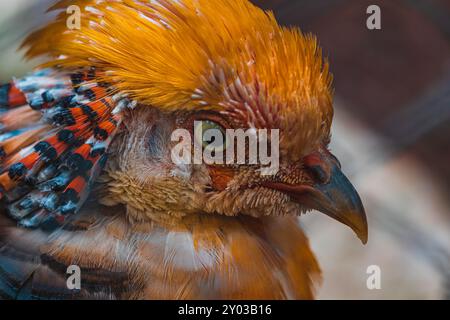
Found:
0,0 -> 449,299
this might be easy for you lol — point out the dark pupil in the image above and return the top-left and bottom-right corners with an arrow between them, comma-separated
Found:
202,122 -> 224,147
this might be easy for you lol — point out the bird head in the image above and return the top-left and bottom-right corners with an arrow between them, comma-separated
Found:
24,0 -> 367,242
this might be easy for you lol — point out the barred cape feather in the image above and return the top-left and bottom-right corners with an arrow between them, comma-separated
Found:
0,68 -> 134,228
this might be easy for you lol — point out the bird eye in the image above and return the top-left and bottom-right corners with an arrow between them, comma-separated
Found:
194,120 -> 228,153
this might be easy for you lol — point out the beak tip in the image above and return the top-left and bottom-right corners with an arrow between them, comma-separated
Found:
352,217 -> 368,245
348,210 -> 368,245
358,231 -> 368,245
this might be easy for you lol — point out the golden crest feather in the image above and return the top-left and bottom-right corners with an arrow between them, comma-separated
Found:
23,0 -> 332,112
21,0 -> 334,159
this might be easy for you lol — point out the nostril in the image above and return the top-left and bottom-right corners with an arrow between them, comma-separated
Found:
303,153 -> 330,184
307,164 -> 328,184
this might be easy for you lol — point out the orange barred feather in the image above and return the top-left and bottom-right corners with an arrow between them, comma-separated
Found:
0,68 -> 128,228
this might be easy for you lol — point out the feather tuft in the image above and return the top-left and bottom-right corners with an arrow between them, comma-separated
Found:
0,68 -> 126,229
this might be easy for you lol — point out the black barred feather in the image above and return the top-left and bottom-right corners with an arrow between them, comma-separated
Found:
0,68 -> 130,230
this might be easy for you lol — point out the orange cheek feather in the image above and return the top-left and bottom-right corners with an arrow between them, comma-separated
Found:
207,166 -> 235,191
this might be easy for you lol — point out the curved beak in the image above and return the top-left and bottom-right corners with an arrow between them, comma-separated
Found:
264,158 -> 368,244
308,165 -> 368,244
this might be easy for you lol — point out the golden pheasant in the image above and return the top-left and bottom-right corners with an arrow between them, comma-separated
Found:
0,0 -> 367,299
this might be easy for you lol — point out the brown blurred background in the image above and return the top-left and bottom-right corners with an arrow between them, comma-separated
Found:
0,0 -> 449,299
